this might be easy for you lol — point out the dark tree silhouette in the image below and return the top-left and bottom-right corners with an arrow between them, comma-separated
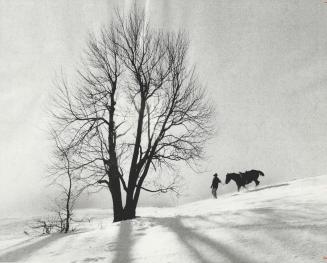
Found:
51,6 -> 214,222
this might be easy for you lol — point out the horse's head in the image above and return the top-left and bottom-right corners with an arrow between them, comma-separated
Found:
225,173 -> 232,184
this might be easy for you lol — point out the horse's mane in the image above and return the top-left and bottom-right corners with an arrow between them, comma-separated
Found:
226,172 -> 241,182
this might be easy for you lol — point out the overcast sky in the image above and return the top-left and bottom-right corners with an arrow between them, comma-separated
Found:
1,0 -> 327,216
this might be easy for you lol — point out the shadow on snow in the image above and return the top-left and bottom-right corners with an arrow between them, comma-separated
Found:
0,234 -> 64,262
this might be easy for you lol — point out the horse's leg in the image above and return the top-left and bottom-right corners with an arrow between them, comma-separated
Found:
254,179 -> 260,186
237,185 -> 240,192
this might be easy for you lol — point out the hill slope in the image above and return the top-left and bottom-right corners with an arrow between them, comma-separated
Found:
0,175 -> 327,263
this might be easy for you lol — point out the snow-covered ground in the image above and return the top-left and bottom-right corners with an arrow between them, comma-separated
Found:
0,175 -> 326,263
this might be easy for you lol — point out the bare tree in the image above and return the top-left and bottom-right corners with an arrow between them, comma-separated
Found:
48,132 -> 84,232
51,6 -> 214,222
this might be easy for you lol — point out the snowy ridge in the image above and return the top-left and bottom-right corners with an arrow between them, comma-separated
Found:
0,175 -> 326,262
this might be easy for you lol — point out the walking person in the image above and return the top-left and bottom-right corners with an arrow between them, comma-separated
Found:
210,173 -> 221,198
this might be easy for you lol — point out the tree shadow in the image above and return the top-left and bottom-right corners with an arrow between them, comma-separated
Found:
144,216 -> 254,263
141,198 -> 327,263
111,221 -> 134,263
0,234 -> 65,262
0,237 -> 36,254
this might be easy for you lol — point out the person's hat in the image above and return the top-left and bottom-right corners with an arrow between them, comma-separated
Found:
213,173 -> 218,177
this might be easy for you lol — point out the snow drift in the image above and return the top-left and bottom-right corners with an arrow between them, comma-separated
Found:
0,175 -> 326,263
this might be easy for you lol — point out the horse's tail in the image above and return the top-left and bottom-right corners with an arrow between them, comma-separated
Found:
258,170 -> 264,176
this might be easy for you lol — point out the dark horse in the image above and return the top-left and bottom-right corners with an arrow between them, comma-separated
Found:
225,170 -> 264,191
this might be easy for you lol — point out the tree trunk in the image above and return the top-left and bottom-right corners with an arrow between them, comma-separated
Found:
124,98 -> 146,219
109,175 -> 124,222
64,211 -> 70,233
65,170 -> 72,233
132,187 -> 142,214
123,197 -> 136,220
128,155 -> 153,220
